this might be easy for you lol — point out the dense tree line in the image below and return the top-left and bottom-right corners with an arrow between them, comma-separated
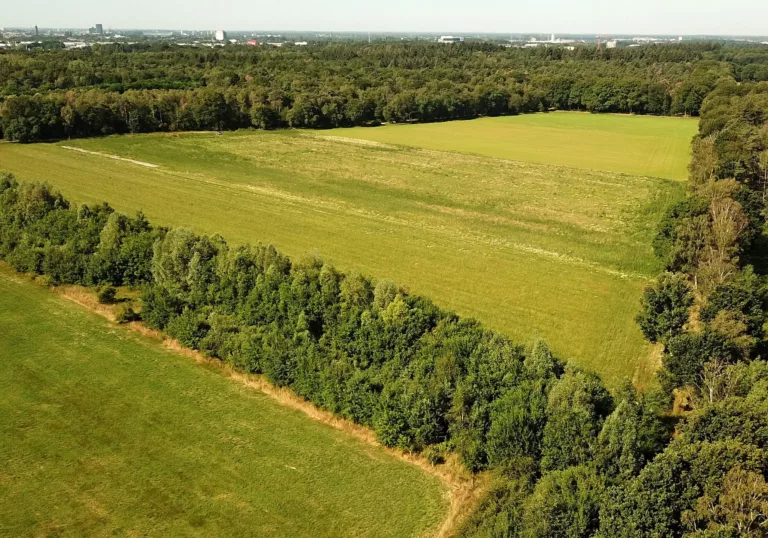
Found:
2,170 -> 767,537
637,81 -> 768,400
2,42 -> 766,141
603,82 -> 768,538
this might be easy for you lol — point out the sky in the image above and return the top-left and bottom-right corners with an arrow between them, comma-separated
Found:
3,0 -> 767,36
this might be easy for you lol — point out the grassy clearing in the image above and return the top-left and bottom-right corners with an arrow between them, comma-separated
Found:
0,116 -> 687,386
0,268 -> 447,537
327,112 -> 698,180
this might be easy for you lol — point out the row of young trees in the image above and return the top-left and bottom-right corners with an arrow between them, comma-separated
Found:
2,168 -> 767,537
0,42 -> 761,141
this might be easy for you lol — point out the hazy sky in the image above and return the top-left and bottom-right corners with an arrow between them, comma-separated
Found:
4,0 -> 767,36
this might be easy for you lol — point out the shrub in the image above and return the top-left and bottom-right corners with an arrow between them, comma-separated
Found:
97,285 -> 117,304
166,307 -> 208,349
423,443 -> 449,466
114,303 -> 138,324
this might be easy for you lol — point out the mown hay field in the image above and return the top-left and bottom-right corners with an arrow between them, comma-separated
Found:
328,112 -> 698,180
0,268 -> 448,537
0,113 -> 692,386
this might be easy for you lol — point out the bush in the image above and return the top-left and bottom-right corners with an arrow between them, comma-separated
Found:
33,274 -> 53,287
423,442 -> 449,466
114,303 -> 138,323
166,307 -> 208,349
97,285 -> 117,304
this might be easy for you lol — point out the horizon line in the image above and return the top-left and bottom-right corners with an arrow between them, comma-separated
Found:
3,27 -> 768,39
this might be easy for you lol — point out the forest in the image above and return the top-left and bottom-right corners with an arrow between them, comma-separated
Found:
2,75 -> 768,535
2,41 -> 768,141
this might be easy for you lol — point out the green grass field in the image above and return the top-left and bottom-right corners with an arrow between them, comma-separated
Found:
0,113 -> 691,386
327,112 -> 698,180
0,269 -> 447,537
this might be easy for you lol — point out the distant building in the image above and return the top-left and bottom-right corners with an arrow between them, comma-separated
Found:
246,39 -> 259,46
438,36 -> 464,44
214,29 -> 227,41
606,40 -> 618,49
294,41 -> 308,46
95,23 -> 103,34
34,25 -> 38,36
526,34 -> 576,47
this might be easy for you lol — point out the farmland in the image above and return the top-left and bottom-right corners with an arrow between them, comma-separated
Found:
0,113 -> 692,386
328,112 -> 698,180
0,268 -> 447,537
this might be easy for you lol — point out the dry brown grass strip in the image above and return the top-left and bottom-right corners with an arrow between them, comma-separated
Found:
55,285 -> 117,321
50,282 -> 483,538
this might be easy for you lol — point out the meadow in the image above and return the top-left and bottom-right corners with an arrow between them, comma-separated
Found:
0,268 -> 447,537
0,113 -> 692,386
328,112 -> 698,180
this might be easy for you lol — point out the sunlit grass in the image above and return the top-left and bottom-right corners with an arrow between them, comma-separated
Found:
327,112 -> 698,180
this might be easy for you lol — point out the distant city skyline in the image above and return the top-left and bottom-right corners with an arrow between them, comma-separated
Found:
3,0 -> 767,36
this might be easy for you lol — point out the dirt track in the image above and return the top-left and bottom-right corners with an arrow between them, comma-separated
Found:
61,145 -> 159,168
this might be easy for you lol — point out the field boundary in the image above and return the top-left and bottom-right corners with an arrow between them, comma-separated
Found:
41,278 -> 485,538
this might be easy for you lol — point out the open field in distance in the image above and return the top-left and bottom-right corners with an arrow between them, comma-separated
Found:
328,112 -> 699,180
0,113 -> 691,386
0,269 -> 447,537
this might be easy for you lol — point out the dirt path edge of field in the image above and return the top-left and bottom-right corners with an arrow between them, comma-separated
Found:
60,145 -> 160,168
47,281 -> 486,538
